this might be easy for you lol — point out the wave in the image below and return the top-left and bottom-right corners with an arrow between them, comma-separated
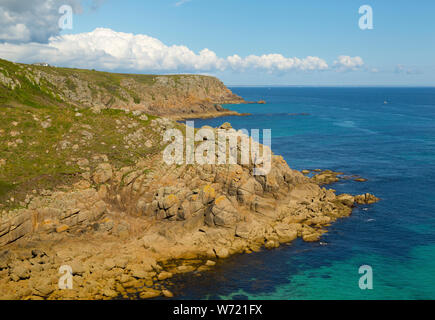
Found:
333,120 -> 378,135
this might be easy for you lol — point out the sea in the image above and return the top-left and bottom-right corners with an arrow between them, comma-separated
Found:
169,87 -> 435,300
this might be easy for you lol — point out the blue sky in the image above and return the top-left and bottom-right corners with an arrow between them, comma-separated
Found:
73,0 -> 434,63
1,0 -> 434,85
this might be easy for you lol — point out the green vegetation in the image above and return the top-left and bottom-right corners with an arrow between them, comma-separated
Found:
0,58 -> 219,211
0,181 -> 13,198
0,101 -> 165,210
0,59 -> 65,110
133,96 -> 141,104
0,59 -> 217,111
0,59 -> 187,211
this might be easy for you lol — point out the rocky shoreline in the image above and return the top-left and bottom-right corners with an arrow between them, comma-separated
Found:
168,110 -> 251,121
0,58 -> 379,300
0,119 -> 379,300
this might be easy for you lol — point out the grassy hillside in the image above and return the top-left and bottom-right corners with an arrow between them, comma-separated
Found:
0,102 -> 174,211
1,59 -> 212,212
0,59 -> 243,118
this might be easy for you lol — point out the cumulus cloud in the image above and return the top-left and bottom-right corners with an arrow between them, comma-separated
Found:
0,28 -> 369,75
227,54 -> 328,72
0,28 -> 334,74
333,55 -> 364,71
0,0 -> 103,43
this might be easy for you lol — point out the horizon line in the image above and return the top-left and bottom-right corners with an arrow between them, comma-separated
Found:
226,84 -> 435,88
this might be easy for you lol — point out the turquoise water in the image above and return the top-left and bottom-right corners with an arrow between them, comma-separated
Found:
172,87 -> 435,300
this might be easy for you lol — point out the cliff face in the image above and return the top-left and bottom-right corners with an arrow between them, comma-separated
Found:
0,59 -> 244,118
0,58 -> 379,300
0,116 -> 379,300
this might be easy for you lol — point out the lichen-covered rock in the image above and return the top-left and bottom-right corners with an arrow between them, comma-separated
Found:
206,196 -> 239,228
0,117 -> 379,300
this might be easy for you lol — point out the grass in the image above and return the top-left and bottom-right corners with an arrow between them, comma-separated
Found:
0,58 -> 203,211
0,101 -> 166,211
0,181 -> 13,198
0,59 -> 216,112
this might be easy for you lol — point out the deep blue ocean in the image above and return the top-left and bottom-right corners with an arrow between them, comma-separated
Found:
171,87 -> 435,300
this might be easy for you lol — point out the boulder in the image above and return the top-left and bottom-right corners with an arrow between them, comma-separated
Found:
205,260 -> 216,266
237,177 -> 263,203
274,223 -> 298,243
158,271 -> 173,281
139,288 -> 161,299
129,264 -> 150,279
200,185 -> 216,205
215,247 -> 230,259
93,163 -> 113,184
29,277 -> 55,297
311,171 -> 341,185
163,194 -> 179,210
206,196 -> 238,228
301,226 -> 324,242
0,250 -> 12,269
10,263 -> 30,280
162,289 -> 174,298
354,193 -> 380,204
219,122 -> 232,130
336,194 -> 355,207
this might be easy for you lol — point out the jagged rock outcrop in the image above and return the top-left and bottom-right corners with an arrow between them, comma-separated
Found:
0,119 -> 380,300
0,187 -> 108,247
0,57 -> 380,300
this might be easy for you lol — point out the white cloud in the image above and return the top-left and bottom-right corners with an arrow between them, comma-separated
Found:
227,54 -> 328,72
333,55 -> 364,71
0,0 -> 103,43
0,28 -> 364,74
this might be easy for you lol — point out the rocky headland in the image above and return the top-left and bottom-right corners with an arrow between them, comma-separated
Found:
0,59 -> 379,300
0,58 -> 249,120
